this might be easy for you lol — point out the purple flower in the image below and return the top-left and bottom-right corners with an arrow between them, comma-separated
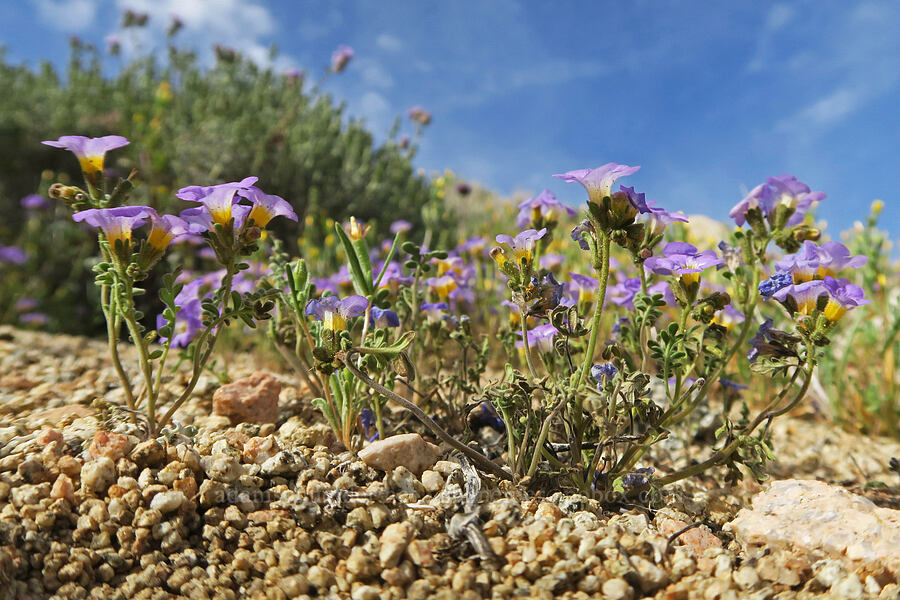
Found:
617,186 -> 652,214
767,175 -> 826,226
176,176 -> 258,203
157,299 -> 203,348
772,279 -> 827,315
407,106 -> 431,125
19,312 -> 49,325
0,245 -> 27,264
775,241 -> 867,283
649,281 -> 677,306
539,253 -> 565,272
569,272 -> 599,305
421,302 -> 450,322
457,236 -> 489,258
500,300 -> 524,326
180,186 -> 239,227
243,187 -> 298,227
729,183 -> 774,227
714,305 -> 745,330
608,277 -> 643,309
331,45 -> 354,72
570,220 -> 595,251
729,175 -> 825,228
14,297 -> 39,312
517,323 -> 559,354
426,275 -> 458,300
359,408 -> 379,442
553,163 -> 641,203
468,401 -> 505,433
645,199 -> 689,228
591,363 -> 618,386
390,220 -> 412,234
758,271 -> 793,299
369,306 -> 400,328
516,189 -> 577,228
21,194 -> 50,210
376,261 -> 414,293
145,210 -> 196,251
719,379 -> 749,392
622,467 -> 654,488
495,228 -> 547,263
643,242 -> 724,286
305,295 -> 369,330
822,276 -> 869,321
42,135 -> 129,176
72,206 -> 153,247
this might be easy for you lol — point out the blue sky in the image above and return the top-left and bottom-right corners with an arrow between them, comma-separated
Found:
3,0 -> 899,238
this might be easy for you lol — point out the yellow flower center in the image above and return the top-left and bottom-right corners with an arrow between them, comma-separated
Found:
824,301 -> 846,322
248,205 -> 273,228
147,227 -> 173,251
323,312 -> 346,331
78,155 -> 104,176
209,205 -> 232,226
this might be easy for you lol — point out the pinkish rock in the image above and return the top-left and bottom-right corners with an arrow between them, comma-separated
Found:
657,517 -> 722,556
86,431 -> 134,462
213,371 -> 281,424
50,473 -> 75,504
357,433 -> 441,475
379,522 -> 415,568
406,539 -> 435,568
725,479 -> 900,579
36,429 -> 63,446
243,435 -> 279,465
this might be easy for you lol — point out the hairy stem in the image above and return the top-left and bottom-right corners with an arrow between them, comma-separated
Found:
342,351 -> 512,481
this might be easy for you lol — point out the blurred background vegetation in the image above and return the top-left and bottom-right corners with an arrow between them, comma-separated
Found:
0,35 -> 444,336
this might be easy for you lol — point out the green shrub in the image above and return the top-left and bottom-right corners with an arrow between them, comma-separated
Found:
0,41 -> 434,334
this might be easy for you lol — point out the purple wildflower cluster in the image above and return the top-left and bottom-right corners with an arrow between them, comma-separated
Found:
516,189 -> 576,228
759,241 -> 868,321
644,243 -> 724,287
729,175 -> 825,228
176,176 -> 297,231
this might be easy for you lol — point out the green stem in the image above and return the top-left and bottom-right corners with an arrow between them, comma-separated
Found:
527,393 -> 569,479
519,305 -> 539,380
342,351 -> 512,481
574,233 -> 612,390
656,361 -> 814,487
154,266 -> 235,434
102,283 -> 134,410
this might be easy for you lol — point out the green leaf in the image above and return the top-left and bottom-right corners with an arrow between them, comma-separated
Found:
149,349 -> 163,360
334,222 -> 372,295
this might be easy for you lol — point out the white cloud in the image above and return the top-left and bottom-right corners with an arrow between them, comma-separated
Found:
110,0 -> 296,70
746,3 -> 795,73
355,91 -> 393,132
357,58 -> 394,89
773,3 -> 900,143
375,33 -> 403,52
765,4 -> 794,31
359,91 -> 389,114
797,88 -> 860,126
32,0 -> 100,32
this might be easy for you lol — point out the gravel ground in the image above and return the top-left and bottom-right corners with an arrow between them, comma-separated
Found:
1,326 -> 899,600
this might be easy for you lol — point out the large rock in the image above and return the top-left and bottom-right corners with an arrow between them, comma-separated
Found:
725,479 -> 900,579
212,371 -> 280,424
357,433 -> 441,475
